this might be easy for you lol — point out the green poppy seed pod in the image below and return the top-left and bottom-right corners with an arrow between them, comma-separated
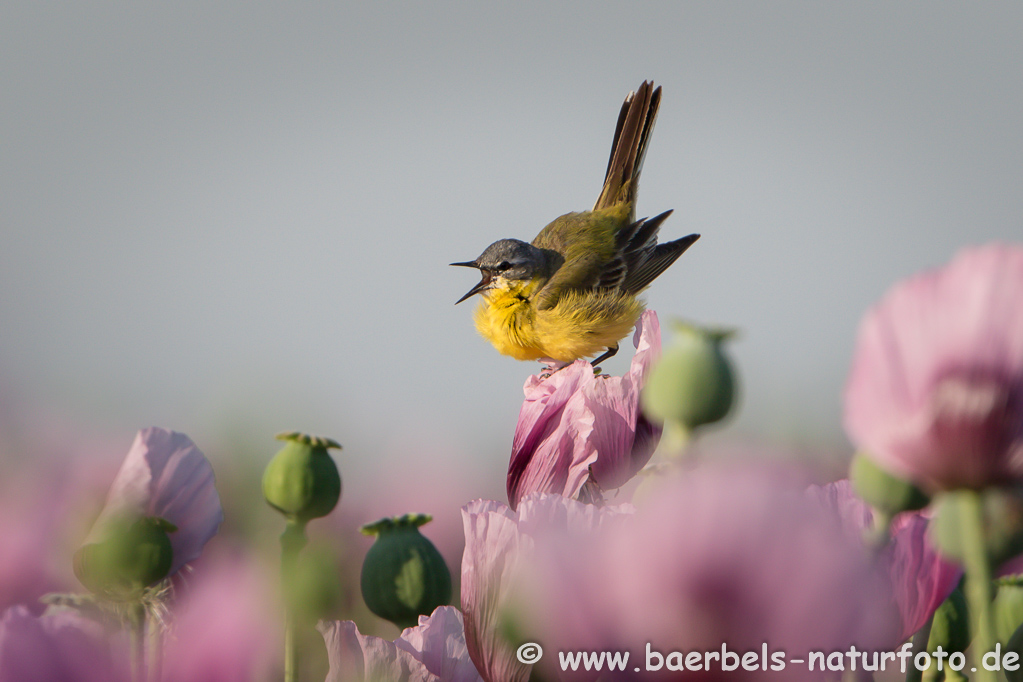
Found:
360,513 -> 452,630
932,488 -> 1023,567
1008,625 -> 1023,682
641,321 -> 737,430
74,516 -> 177,599
850,453 -> 930,517
995,580 -> 1023,646
262,432 -> 342,522
985,489 -> 1023,567
928,587 -> 970,654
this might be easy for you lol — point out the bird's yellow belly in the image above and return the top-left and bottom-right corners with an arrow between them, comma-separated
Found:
473,288 -> 644,362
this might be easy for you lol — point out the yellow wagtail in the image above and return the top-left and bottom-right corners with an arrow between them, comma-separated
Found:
452,81 -> 699,366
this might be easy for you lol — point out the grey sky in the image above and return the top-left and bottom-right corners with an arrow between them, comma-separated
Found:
2,2 -> 1021,481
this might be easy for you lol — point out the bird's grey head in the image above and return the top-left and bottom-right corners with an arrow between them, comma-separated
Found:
450,239 -> 546,304
473,239 -> 546,279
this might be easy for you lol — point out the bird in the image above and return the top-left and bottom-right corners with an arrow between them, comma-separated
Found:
452,81 -> 699,367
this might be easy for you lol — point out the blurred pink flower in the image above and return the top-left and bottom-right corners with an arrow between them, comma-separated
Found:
808,480 -> 961,643
998,552 -> 1023,577
0,425 -> 138,612
887,513 -> 962,641
85,428 -> 223,576
318,605 -> 482,682
0,605 -> 127,682
507,311 -> 661,508
0,489 -> 61,613
161,555 -> 279,682
844,244 -> 1023,491
460,495 -> 630,682
3,553 -> 276,682
512,467 -> 897,681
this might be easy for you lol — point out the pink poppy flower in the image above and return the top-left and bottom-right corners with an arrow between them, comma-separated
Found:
460,495 -> 631,682
161,555 -> 279,682
0,605 -> 127,682
808,480 -> 962,643
844,244 -> 1023,491
317,605 -> 482,682
84,428 -> 223,576
997,551 -> 1023,577
0,488 -> 61,612
507,311 -> 661,508
511,467 -> 896,681
1,431 -> 130,612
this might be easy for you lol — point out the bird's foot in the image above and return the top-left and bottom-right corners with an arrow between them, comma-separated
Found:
589,344 -> 619,369
538,358 -> 570,379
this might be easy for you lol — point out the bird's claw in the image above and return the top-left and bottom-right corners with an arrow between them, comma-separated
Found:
538,358 -> 570,380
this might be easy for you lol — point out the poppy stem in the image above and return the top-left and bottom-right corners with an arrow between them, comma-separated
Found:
281,519 -> 308,682
129,601 -> 147,682
147,605 -> 163,682
661,420 -> 691,458
905,613 -> 933,682
958,490 -> 996,682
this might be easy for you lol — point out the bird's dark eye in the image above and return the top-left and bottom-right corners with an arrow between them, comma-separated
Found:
497,261 -> 512,271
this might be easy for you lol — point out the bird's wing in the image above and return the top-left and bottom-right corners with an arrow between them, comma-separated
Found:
598,210 -> 701,295
596,210 -> 667,290
621,232 -> 700,295
531,210 -> 622,311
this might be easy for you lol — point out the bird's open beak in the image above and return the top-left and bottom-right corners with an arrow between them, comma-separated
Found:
450,261 -> 493,304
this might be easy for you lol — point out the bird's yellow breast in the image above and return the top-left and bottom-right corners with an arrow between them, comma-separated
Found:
473,280 -> 644,362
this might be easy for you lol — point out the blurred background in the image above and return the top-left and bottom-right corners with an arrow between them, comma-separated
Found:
2,0 -> 1022,641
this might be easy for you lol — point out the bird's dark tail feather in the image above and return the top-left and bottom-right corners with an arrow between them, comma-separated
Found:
594,81 -> 661,213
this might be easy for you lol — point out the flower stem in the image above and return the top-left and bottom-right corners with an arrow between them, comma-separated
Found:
129,601 -> 147,682
284,617 -> 297,682
661,420 -> 691,458
905,614 -> 933,682
147,606 -> 163,682
958,490 -> 996,682
281,519 -> 308,682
